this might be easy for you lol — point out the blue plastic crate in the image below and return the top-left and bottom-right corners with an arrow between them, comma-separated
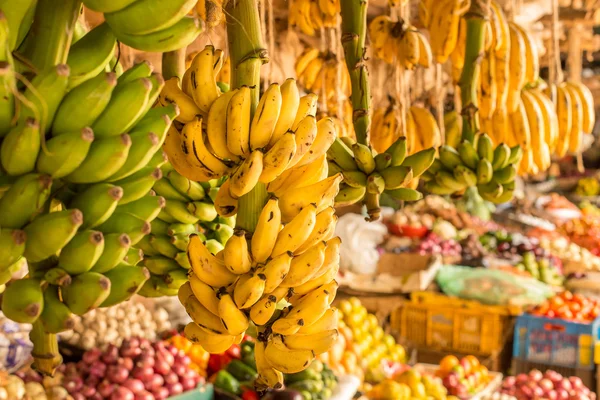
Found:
513,313 -> 600,369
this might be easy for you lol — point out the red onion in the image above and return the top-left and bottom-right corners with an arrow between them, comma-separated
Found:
153,359 -> 170,376
132,366 -> 154,382
569,376 -> 583,389
89,360 -> 107,377
108,365 -> 130,384
86,375 -> 100,388
167,345 -> 180,357
98,380 -> 117,397
81,386 -> 97,396
167,382 -> 183,395
121,346 -> 143,358
171,363 -> 187,377
103,345 -> 120,364
83,348 -> 102,364
139,338 -> 151,349
72,394 -> 85,400
164,372 -> 179,385
558,389 -> 570,400
110,387 -> 135,400
548,390 -> 559,400
153,342 -> 166,351
516,373 -> 529,384
134,391 -> 155,400
137,355 -> 155,369
181,377 -> 197,391
64,377 -> 83,393
529,369 -> 543,382
175,354 -> 191,366
533,386 -> 545,398
558,379 -> 573,392
540,378 -> 554,392
119,357 -> 135,371
90,394 -> 103,400
157,349 -> 174,366
123,378 -> 146,394
152,387 -> 169,400
504,376 -> 516,387
144,374 -> 164,391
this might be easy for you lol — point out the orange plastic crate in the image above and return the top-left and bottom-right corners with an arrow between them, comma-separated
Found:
391,292 -> 519,356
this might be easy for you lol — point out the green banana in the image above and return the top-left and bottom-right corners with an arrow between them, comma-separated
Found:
385,136 -> 408,167
327,161 -> 343,176
96,212 -> 151,245
18,64 -> 70,132
167,170 -> 206,200
485,186 -> 514,203
204,239 -> 224,254
62,272 -> 111,315
494,165 -> 517,184
67,23 -> 117,88
144,256 -> 180,275
113,16 -> 201,52
91,233 -> 131,273
136,235 -> 160,257
187,201 -> 218,222
43,268 -> 72,286
52,72 -> 117,134
157,209 -> 177,223
0,258 -> 26,285
150,218 -> 170,235
138,275 -> 179,297
82,0 -> 139,12
0,229 -> 26,269
476,133 -> 494,162
70,183 -> 123,229
116,195 -> 165,221
153,178 -> 190,201
327,138 -> 358,171
36,128 -> 95,178
478,181 -> 503,199
1,278 -> 43,323
160,268 -> 187,290
0,174 -> 52,229
164,200 -> 200,224
109,132 -> 162,181
428,159 -> 443,175
380,166 -> 413,189
104,0 -> 196,35
149,235 -> 179,258
112,166 -> 163,204
458,141 -> 479,169
171,234 -> 191,251
125,248 -> 143,265
65,134 -> 132,183
435,171 -> 466,191
58,230 -> 105,275
476,159 -> 493,185
0,118 -> 40,175
148,149 -> 169,169
174,252 -> 191,269
401,148 -> 436,176
385,187 -> 423,202
204,222 -> 233,244
341,170 -> 367,188
72,18 -> 88,44
91,77 -> 153,137
507,146 -> 523,165
167,223 -> 196,236
39,286 -> 76,333
424,181 -> 455,195
118,60 -> 154,84
134,103 -> 179,133
24,209 -> 83,262
374,153 -> 392,172
100,264 -> 151,307
217,215 -> 236,228
366,172 -> 386,194
0,0 -> 37,50
492,143 -> 511,170
439,146 -> 462,170
453,165 -> 477,186
352,143 -> 376,174
334,185 -> 366,207
0,62 -> 15,136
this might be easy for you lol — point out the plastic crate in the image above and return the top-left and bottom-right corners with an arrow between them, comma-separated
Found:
390,292 -> 518,357
512,313 -> 600,369
512,357 -> 595,393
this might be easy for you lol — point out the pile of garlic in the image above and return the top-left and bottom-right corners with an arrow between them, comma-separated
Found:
59,301 -> 171,350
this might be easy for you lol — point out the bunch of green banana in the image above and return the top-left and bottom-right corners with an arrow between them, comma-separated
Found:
161,45 -> 338,211
180,193 -> 341,389
327,135 -> 434,221
135,164 -> 235,298
421,133 -> 522,203
284,360 -> 338,400
81,0 -> 201,52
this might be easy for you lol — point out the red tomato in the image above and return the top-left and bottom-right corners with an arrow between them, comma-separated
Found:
242,390 -> 260,400
208,353 -> 233,374
227,344 -> 241,359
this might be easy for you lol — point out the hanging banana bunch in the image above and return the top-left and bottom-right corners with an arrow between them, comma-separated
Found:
369,16 -> 432,69
289,0 -> 341,36
419,0 -> 470,64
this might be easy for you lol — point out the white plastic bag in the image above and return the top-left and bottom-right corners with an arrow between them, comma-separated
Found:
335,213 -> 387,275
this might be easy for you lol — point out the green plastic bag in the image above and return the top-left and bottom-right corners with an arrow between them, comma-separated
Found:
435,265 -> 555,307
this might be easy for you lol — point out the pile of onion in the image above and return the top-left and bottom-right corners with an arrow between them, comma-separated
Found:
500,369 -> 596,400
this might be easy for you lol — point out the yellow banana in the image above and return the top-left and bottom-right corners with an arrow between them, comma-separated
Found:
563,83 -> 583,154
218,293 -> 249,335
189,274 -> 220,315
227,86 -> 251,157
207,89 -> 241,162
512,23 -> 539,84
277,173 -> 343,222
566,81 -> 595,134
188,235 -> 238,287
280,241 -> 326,287
295,207 -> 336,254
233,272 -> 266,309
250,83 -> 282,150
223,230 -> 252,274
189,45 -> 220,113
507,24 -> 526,112
251,197 -> 282,264
270,78 -> 300,146
292,94 -> 318,131
268,154 -> 328,196
282,329 -> 338,354
264,335 -> 315,374
552,84 -> 572,157
254,341 -> 284,389
184,322 -> 235,353
229,149 -> 264,198
163,125 -> 218,181
259,131 -> 297,183
288,115 -> 317,168
297,307 -> 338,334
250,287 -> 292,326
183,295 -> 227,334
182,116 -> 232,176
510,99 -> 532,151
271,203 -> 318,257
159,77 -> 203,123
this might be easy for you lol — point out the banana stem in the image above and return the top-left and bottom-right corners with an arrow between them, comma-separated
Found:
18,0 -> 82,71
226,0 -> 269,233
458,0 -> 490,143
340,0 -> 371,146
30,320 -> 62,376
225,0 -> 268,115
162,48 -> 187,80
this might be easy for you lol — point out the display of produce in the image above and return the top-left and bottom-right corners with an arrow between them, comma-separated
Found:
288,0 -> 340,35
538,235 -> 600,273
59,301 -> 171,350
0,371 -> 71,400
530,291 -> 600,322
366,369 -> 450,400
434,355 -> 493,398
499,369 -> 596,400
575,177 -> 600,197
163,333 -> 210,376
369,17 -> 432,69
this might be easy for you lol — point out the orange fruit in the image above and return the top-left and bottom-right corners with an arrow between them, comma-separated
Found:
464,354 -> 480,369
439,355 -> 459,373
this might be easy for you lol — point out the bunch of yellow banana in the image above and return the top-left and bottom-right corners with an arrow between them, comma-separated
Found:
422,132 -> 522,203
180,194 -> 341,388
289,0 -> 340,36
371,104 -> 442,155
186,50 -> 230,87
161,45 -> 339,207
419,0 -> 470,64
368,16 -> 432,69
327,134 -> 434,219
295,49 -> 351,108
